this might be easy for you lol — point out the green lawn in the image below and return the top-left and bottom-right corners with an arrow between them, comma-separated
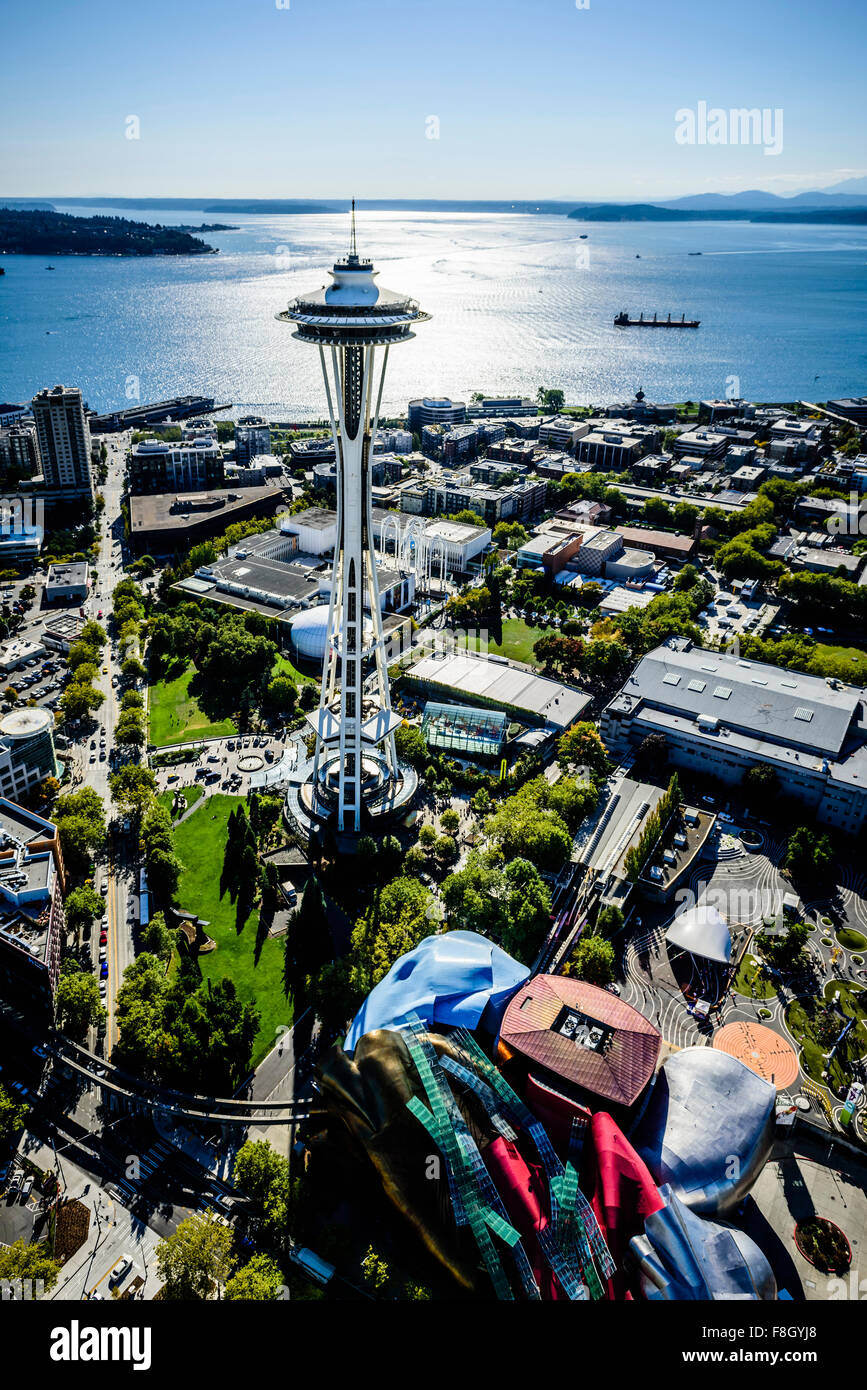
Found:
458,617 -> 555,668
811,644 -> 867,683
786,981 -> 867,1092
148,662 -> 237,747
171,794 -> 292,1063
837,927 -> 867,951
158,784 -> 204,819
272,654 -> 317,687
732,951 -> 776,1000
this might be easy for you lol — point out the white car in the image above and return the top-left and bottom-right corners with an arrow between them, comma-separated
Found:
109,1255 -> 133,1287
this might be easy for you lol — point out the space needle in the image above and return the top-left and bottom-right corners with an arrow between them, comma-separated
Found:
278,202 -> 430,833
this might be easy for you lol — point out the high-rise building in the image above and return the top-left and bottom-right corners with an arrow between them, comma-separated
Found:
235,418 -> 271,466
0,423 -> 40,477
31,385 -> 94,501
278,204 -> 429,832
0,707 -> 58,800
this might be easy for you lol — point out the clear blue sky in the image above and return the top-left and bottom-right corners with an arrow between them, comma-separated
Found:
3,0 -> 865,200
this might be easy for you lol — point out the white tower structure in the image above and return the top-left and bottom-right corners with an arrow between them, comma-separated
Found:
278,204 -> 430,831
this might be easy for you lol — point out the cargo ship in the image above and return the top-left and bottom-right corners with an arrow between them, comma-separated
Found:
615,310 -> 700,328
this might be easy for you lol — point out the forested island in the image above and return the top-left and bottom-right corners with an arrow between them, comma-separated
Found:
567,202 -> 867,224
0,209 -> 218,256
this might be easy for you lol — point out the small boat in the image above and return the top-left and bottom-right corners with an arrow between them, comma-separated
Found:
45,265 -> 55,270
635,254 -> 641,258
688,251 -> 702,256
579,234 -> 588,239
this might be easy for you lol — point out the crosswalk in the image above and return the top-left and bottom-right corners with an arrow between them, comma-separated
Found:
108,1139 -> 174,1205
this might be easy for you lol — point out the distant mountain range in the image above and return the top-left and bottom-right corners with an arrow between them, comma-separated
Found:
655,189 -> 867,211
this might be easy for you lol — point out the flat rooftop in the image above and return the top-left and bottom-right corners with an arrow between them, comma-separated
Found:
129,485 -> 283,534
620,639 -> 862,758
46,561 -> 88,585
406,650 -> 590,730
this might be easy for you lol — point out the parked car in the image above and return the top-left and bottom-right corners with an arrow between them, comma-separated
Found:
100,962 -> 108,979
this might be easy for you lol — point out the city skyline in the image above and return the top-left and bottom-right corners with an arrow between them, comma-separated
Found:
2,0 -> 865,202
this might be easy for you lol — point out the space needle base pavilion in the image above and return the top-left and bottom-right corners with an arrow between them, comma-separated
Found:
277,205 -> 430,832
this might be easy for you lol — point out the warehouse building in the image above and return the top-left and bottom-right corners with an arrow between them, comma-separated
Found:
601,636 -> 867,833
128,484 -> 285,556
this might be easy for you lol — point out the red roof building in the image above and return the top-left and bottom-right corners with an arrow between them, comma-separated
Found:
498,975 -> 661,1110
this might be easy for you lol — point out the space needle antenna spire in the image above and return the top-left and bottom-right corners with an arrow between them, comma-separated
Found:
349,196 -> 358,260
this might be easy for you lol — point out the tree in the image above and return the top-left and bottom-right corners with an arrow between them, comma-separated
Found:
537,386 -> 565,412
67,640 -> 102,672
596,904 -> 625,937
743,763 -> 779,798
493,520 -> 529,550
53,787 -> 105,873
140,911 -> 174,962
233,1139 -> 291,1230
350,876 -> 435,994
122,656 -> 147,680
56,972 -> 104,1038
394,723 -> 429,771
814,1003 -> 845,1049
440,808 -> 460,835
581,638 -> 632,689
115,955 -> 259,1092
785,826 -> 834,883
115,709 -> 145,746
633,732 -> 668,778
109,764 -> 157,819
485,793 -> 572,872
120,689 -> 144,710
418,822 -> 437,849
0,1239 -> 61,1293
156,1212 -> 235,1300
567,933 -> 616,986
403,845 -> 428,878
557,721 -> 608,777
0,1083 -> 28,1142
498,857 -> 554,962
141,801 -> 182,902
434,834 -> 458,866
266,674 -> 298,713
224,1253 -> 284,1301
63,884 -> 103,934
80,619 -> 106,648
533,633 -> 585,678
60,683 -> 105,721
442,850 -> 552,963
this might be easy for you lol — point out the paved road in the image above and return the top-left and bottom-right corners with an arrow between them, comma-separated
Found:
64,432 -> 134,1053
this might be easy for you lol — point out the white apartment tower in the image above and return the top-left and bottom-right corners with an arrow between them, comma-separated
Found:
31,385 -> 94,501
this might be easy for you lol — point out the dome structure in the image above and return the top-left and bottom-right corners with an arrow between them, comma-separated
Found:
289,604 -> 373,663
664,903 -> 731,965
